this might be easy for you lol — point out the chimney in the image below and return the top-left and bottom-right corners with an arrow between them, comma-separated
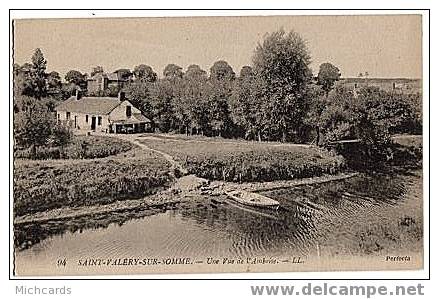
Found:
75,89 -> 82,100
118,91 -> 126,101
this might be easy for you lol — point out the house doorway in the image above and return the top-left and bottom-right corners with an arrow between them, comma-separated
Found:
91,116 -> 96,130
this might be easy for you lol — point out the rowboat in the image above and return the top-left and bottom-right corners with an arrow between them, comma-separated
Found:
225,190 -> 280,210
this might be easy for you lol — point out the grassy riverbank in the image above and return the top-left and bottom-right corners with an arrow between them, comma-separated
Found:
139,137 -> 345,182
13,150 -> 172,217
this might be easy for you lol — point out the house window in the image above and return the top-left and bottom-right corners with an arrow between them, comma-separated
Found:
66,112 -> 70,120
86,115 -> 88,123
74,116 -> 77,128
98,116 -> 102,126
126,106 -> 132,117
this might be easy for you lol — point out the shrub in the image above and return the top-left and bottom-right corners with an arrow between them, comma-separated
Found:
141,139 -> 345,182
13,155 -> 172,216
15,135 -> 133,160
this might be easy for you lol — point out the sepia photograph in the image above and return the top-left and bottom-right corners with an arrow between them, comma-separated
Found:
11,13 -> 425,276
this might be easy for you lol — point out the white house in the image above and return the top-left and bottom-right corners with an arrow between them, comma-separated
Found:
56,90 -> 152,134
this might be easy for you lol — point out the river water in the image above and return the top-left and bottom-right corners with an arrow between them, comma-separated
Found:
15,170 -> 423,275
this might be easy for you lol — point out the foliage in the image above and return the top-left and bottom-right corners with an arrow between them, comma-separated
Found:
14,49 -> 48,99
14,101 -> 54,151
230,68 -> 267,141
15,135 -> 133,160
133,64 -> 157,83
12,29 -> 423,150
253,29 -> 312,142
317,62 -> 341,95
123,82 -> 154,117
65,70 -> 86,88
140,138 -> 345,182
46,71 -> 62,94
163,64 -> 184,80
210,60 -> 236,82
150,79 -> 178,132
14,153 -> 172,216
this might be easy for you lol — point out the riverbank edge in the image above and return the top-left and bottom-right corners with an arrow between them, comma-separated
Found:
14,171 -> 358,225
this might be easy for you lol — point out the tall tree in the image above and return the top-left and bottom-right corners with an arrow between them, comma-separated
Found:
163,64 -> 184,80
181,65 -> 209,135
133,64 -> 157,83
27,48 -> 48,99
150,80 -> 177,132
230,67 -> 267,141
207,60 -> 236,137
253,29 -> 312,142
317,62 -> 341,96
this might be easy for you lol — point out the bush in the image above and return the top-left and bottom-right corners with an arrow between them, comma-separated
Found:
183,148 -> 344,182
15,135 -> 133,160
141,138 -> 345,182
13,154 -> 172,216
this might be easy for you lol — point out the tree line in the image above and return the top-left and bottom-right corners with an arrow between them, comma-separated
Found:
14,29 -> 422,147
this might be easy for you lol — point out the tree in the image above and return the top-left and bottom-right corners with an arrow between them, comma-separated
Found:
304,84 -> 326,145
317,62 -> 341,95
91,66 -> 104,77
13,98 -> 54,157
13,63 -> 33,97
181,65 -> 209,135
230,68 -> 267,141
185,64 -> 207,80
24,48 -> 48,99
123,82 -> 154,118
311,86 -> 354,145
65,70 -> 86,87
47,71 -> 62,92
163,64 -> 184,80
239,65 -> 254,78
150,80 -> 177,132
133,64 -> 157,83
209,60 -> 236,82
206,60 -> 236,137
253,29 -> 312,142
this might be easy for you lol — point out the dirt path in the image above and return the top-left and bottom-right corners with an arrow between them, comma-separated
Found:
98,133 -> 188,176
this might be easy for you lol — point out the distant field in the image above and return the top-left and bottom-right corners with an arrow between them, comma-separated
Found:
138,137 -> 345,182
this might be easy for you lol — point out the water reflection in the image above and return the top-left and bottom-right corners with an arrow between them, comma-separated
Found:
15,170 -> 422,268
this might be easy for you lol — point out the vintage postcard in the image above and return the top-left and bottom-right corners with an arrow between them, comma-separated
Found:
11,13 -> 425,276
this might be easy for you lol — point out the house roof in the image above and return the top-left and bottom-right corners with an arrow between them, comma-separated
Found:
112,113 -> 151,124
56,96 -> 122,115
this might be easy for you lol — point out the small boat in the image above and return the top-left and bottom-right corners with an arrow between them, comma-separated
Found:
225,190 -> 280,210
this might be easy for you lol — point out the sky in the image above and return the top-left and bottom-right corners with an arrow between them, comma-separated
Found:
13,15 -> 423,79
